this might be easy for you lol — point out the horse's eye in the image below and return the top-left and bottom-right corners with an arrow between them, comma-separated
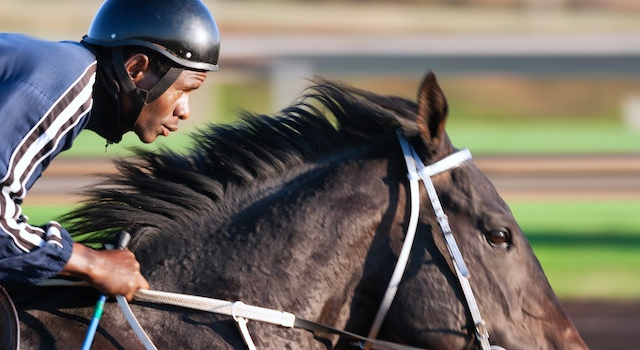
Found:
485,229 -> 511,248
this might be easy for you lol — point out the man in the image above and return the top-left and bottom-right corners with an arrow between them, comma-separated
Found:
0,0 -> 220,301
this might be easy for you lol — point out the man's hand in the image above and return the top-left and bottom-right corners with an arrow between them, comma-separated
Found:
60,242 -> 150,301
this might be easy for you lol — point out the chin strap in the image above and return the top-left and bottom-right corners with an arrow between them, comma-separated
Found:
110,48 -> 183,131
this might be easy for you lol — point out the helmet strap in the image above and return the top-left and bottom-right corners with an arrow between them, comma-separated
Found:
111,48 -> 184,130
145,66 -> 183,102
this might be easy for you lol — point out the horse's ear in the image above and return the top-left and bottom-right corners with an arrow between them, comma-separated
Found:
416,71 -> 448,151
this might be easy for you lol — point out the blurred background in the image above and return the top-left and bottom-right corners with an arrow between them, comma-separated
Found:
3,1 -> 640,349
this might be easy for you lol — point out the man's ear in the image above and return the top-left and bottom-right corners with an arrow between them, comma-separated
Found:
124,53 -> 150,83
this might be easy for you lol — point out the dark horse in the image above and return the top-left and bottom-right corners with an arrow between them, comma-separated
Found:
13,71 -> 588,350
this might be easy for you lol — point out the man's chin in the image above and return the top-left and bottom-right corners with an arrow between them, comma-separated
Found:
134,132 -> 157,144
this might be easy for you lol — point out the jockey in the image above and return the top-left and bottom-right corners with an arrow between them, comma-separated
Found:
0,0 -> 220,301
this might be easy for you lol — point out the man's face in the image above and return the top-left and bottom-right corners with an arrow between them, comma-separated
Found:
132,69 -> 208,143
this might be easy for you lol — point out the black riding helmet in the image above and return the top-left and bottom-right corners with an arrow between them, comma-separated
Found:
81,0 -> 220,143
83,0 -> 220,72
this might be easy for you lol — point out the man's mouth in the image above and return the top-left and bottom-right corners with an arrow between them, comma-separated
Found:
160,125 -> 176,137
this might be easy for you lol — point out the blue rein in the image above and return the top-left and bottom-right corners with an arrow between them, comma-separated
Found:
80,231 -> 131,350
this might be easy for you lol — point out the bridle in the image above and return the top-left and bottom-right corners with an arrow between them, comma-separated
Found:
366,130 -> 505,350
41,131 -> 506,350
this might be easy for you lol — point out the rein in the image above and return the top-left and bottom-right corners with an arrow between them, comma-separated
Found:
38,279 -> 426,350
41,131 -> 505,350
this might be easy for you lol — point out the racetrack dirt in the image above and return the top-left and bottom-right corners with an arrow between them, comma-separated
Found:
563,300 -> 640,350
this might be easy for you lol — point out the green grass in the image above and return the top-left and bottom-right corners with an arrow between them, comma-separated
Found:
58,129 -> 200,158
534,246 -> 640,300
22,200 -> 640,300
510,201 -> 640,237
447,120 -> 640,155
21,205 -> 77,227
510,201 -> 640,300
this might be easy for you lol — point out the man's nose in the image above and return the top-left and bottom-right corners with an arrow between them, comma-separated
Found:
175,98 -> 191,120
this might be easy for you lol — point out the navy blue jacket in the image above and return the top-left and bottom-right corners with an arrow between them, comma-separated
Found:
0,33 -> 97,283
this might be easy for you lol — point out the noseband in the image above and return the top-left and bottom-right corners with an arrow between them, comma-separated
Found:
367,130 -> 505,350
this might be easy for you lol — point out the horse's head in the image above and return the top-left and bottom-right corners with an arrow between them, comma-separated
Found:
347,72 -> 588,350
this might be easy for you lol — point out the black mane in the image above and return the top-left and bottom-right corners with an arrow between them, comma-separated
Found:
64,79 -> 421,247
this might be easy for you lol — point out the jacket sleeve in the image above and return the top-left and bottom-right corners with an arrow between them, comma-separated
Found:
0,203 -> 74,284
0,58 -> 96,284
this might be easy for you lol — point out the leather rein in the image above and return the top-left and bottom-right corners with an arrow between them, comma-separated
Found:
42,131 -> 505,350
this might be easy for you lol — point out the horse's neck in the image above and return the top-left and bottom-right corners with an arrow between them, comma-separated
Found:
189,157 -> 394,312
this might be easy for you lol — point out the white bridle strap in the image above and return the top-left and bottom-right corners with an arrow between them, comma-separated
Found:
367,131 -> 493,350
407,141 -> 491,350
418,148 -> 473,179
366,132 -> 423,343
367,131 -> 474,343
411,146 -> 472,278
